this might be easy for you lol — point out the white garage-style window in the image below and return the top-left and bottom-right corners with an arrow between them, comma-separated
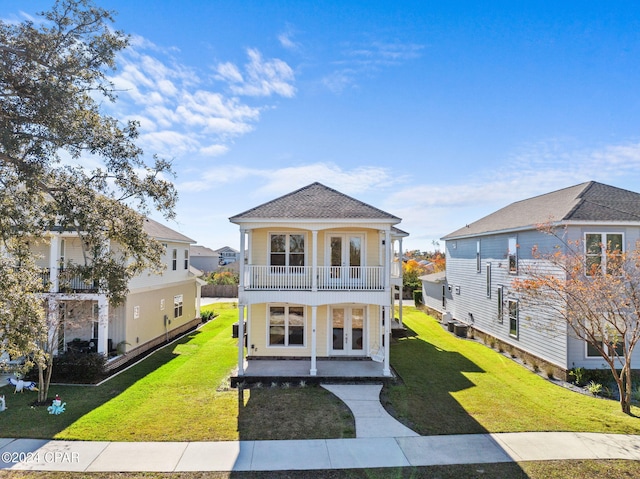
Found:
268,305 -> 305,346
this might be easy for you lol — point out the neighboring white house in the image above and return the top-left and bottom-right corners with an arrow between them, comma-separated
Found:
229,182 -> 407,379
30,218 -> 202,368
190,245 -> 220,273
429,181 -> 640,377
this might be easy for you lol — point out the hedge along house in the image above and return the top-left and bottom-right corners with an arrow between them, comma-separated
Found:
30,218 -> 203,370
438,181 -> 640,378
229,182 -> 407,380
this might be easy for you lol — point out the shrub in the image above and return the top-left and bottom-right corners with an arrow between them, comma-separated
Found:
569,367 -> 586,386
413,290 -> 423,306
201,309 -> 215,322
587,381 -> 603,396
51,352 -> 106,383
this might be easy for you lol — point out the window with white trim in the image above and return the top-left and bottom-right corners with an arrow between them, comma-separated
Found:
476,241 -> 481,273
486,263 -> 491,298
585,233 -> 623,276
172,249 -> 177,271
184,249 -> 189,269
508,237 -> 518,274
497,285 -> 504,323
508,299 -> 518,338
270,233 -> 305,268
268,305 -> 305,346
174,294 -> 183,318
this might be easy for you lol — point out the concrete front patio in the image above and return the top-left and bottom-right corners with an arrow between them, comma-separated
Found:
230,359 -> 395,386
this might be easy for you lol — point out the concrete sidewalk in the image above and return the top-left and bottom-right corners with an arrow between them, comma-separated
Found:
2,383 -> 640,472
1,433 -> 640,472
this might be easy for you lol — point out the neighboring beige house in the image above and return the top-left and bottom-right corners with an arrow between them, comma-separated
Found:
32,218 -> 202,368
229,182 -> 407,378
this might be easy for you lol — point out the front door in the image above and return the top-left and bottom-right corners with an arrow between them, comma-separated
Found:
331,307 -> 365,355
329,234 -> 363,286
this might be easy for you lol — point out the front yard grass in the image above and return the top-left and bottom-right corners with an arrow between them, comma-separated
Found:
0,303 -> 354,441
384,307 -> 640,435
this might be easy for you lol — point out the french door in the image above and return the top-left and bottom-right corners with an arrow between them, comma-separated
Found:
331,306 -> 365,355
328,234 -> 364,285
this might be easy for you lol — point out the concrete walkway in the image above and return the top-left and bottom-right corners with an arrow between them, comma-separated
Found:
1,383 -> 640,472
321,384 -> 418,438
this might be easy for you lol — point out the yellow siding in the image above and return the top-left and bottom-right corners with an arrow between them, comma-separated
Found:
124,280 -> 197,353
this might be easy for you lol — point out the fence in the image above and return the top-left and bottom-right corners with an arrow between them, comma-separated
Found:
201,284 -> 238,298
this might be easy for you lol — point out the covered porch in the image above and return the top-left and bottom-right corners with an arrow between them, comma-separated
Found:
231,358 -> 396,386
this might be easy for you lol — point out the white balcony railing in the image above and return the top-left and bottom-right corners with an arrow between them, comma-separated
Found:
244,265 -> 385,291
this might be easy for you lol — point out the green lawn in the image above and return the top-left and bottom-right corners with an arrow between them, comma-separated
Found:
384,307 -> 640,435
1,305 -> 639,443
0,303 -> 353,441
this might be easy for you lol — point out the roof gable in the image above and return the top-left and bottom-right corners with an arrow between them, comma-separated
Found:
443,181 -> 640,239
229,182 -> 400,222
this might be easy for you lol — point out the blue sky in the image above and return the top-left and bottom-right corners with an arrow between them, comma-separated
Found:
6,1 -> 640,251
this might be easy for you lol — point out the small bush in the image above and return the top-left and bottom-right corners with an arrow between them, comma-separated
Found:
201,309 -> 216,322
52,352 -> 106,383
413,290 -> 423,306
587,380 -> 602,396
569,367 -> 586,386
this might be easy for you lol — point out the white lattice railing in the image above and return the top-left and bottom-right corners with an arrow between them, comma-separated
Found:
244,265 -> 384,291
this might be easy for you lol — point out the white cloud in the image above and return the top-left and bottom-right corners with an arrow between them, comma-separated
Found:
278,27 -> 300,51
217,48 -> 296,98
322,39 -> 424,93
104,40 -> 294,163
200,144 -> 229,157
178,162 -> 398,197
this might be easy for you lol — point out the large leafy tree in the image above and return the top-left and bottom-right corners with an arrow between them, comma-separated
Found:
513,226 -> 640,415
0,0 -> 177,400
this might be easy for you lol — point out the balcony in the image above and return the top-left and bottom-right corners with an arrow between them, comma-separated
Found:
40,268 -> 100,293
244,265 -> 385,291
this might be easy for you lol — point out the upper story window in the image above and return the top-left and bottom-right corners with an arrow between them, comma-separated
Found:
508,237 -> 518,274
184,250 -> 189,269
476,241 -> 481,273
486,263 -> 491,298
172,249 -> 177,271
508,299 -> 519,338
585,233 -> 623,276
270,233 -> 305,267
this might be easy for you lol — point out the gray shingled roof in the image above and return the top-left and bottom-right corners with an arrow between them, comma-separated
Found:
143,218 -> 195,243
443,181 -> 640,239
229,182 -> 401,221
190,245 -> 217,256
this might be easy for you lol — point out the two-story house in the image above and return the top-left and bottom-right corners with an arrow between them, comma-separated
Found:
229,182 -> 407,379
32,218 -> 202,369
437,181 -> 640,377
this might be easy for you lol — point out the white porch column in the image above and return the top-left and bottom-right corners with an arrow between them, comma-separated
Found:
310,306 -> 317,375
383,305 -> 391,376
384,230 -> 391,291
312,230 -> 318,292
237,304 -> 245,376
398,237 -> 404,327
48,235 -> 59,292
239,229 -> 246,292
97,296 -> 109,355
